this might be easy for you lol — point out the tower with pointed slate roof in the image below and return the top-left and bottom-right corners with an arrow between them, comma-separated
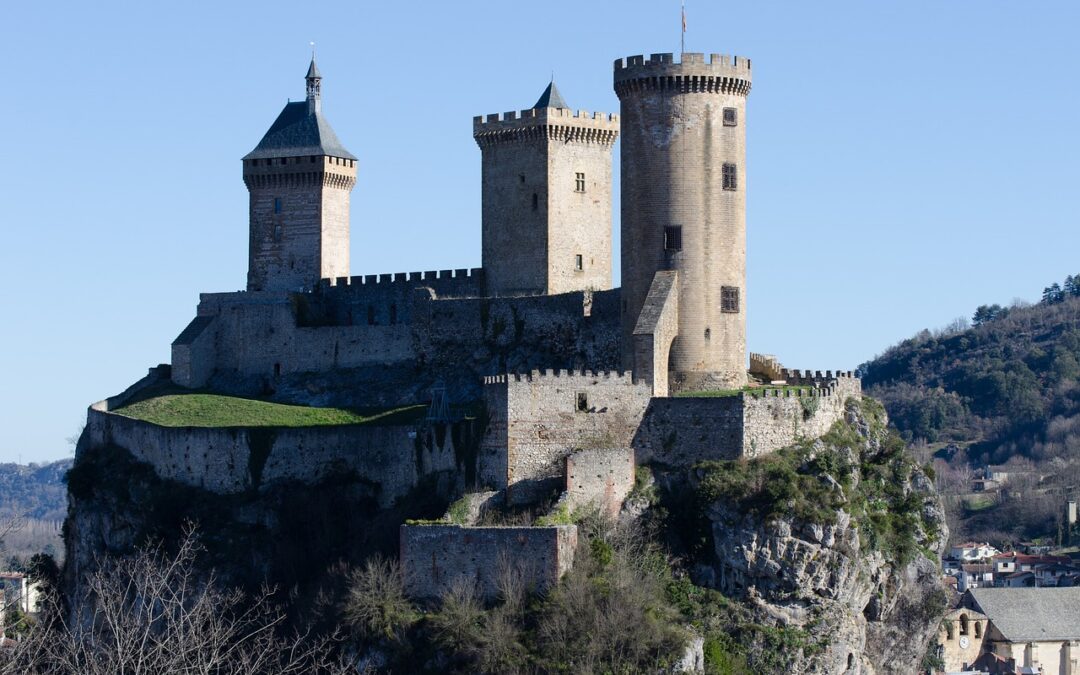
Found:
242,58 -> 357,292
473,82 -> 619,296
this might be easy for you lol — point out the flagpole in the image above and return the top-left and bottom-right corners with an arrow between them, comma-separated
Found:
681,0 -> 685,55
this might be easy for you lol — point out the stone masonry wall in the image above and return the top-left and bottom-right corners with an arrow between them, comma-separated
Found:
82,403 -> 480,508
400,524 -> 577,600
565,448 -> 635,517
174,285 -> 621,390
481,370 -> 650,504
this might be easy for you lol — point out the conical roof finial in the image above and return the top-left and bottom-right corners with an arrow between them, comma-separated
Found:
305,47 -> 322,113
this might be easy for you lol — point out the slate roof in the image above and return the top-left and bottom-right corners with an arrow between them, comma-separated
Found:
243,101 -> 355,161
968,587 -> 1080,641
533,81 -> 568,109
306,58 -> 321,79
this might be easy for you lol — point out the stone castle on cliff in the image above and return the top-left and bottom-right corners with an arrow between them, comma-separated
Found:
83,50 -> 861,598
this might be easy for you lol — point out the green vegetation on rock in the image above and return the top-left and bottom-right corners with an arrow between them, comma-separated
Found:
695,397 -> 935,565
114,393 -> 425,428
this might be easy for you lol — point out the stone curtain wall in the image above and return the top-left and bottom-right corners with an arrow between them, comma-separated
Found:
173,286 -> 621,389
634,375 -> 863,465
400,524 -> 577,600
481,371 -> 650,504
565,448 -> 635,517
633,396 -> 745,466
171,316 -> 217,388
82,405 -> 479,508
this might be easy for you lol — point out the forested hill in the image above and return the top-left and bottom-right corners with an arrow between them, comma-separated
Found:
0,459 -> 71,522
859,282 -> 1080,467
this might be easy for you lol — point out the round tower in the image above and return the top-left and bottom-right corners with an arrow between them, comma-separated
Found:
614,52 -> 752,392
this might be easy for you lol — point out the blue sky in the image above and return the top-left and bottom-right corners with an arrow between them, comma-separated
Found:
1,1 -> 1078,463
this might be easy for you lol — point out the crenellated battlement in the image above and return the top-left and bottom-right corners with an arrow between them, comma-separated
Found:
317,267 -> 484,290
473,107 -> 619,147
613,52 -> 752,97
781,369 -> 858,386
483,368 -> 635,386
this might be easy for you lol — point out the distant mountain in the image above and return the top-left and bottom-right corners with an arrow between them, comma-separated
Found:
0,458 -> 71,563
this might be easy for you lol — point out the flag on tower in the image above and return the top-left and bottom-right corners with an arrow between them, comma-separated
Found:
682,1 -> 686,33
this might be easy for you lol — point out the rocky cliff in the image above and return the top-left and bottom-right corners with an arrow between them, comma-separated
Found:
657,397 -> 948,673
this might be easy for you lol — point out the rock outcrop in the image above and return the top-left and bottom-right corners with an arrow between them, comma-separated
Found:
692,398 -> 947,673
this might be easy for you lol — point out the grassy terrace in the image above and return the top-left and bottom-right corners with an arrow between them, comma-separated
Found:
114,393 -> 427,428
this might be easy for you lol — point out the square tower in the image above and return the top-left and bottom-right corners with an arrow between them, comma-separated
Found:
474,83 -> 619,296
242,58 -> 357,292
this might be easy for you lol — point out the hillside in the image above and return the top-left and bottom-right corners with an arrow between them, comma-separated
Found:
859,280 -> 1080,544
0,459 -> 70,562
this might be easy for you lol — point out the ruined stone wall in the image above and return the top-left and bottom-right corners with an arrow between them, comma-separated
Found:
565,448 -> 635,517
400,524 -> 577,599
82,404 -> 480,508
481,370 -> 650,504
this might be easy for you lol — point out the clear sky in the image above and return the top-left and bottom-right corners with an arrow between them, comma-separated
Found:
1,1 -> 1078,463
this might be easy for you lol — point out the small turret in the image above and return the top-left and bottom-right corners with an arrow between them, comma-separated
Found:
305,57 -> 322,114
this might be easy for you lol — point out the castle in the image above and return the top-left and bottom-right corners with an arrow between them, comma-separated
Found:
84,50 -> 861,599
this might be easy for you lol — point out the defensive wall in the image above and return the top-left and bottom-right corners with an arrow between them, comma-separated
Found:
399,524 -> 577,600
82,372 -> 484,508
172,281 -> 621,391
480,370 -> 651,505
481,369 -> 862,493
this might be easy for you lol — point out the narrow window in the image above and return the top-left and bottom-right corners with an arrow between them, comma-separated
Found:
704,328 -> 711,341
273,363 -> 281,377
575,254 -> 583,271
367,305 -> 375,325
273,223 -> 282,242
959,614 -> 969,636
723,107 -> 738,126
722,163 -> 738,191
389,304 -> 398,325
575,172 -> 586,192
576,392 -> 588,412
519,174 -> 525,183
532,193 -> 538,211
273,197 -> 282,214
664,225 -> 682,252
721,286 -> 740,313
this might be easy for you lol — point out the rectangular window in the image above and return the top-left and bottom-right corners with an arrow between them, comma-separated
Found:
722,163 -> 738,191
273,197 -> 282,214
721,286 -> 740,313
575,172 -> 586,192
575,254 -> 583,271
532,193 -> 538,211
576,392 -> 588,412
723,107 -> 738,126
664,225 -> 682,252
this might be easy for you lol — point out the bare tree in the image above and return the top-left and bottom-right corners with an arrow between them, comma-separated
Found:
0,526 -> 355,674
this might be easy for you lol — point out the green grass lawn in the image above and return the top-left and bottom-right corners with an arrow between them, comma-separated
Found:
114,393 -> 426,428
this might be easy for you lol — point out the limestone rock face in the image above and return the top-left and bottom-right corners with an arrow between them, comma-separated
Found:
701,403 -> 948,674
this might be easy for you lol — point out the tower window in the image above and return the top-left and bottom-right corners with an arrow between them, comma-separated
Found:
273,223 -> 282,242
704,328 -> 711,341
723,107 -> 738,126
576,392 -> 588,412
575,172 -> 586,192
520,174 -> 525,183
532,193 -> 538,211
722,163 -> 738,191
664,226 -> 682,252
721,286 -> 740,313
575,254 -> 583,271
273,198 -> 282,214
